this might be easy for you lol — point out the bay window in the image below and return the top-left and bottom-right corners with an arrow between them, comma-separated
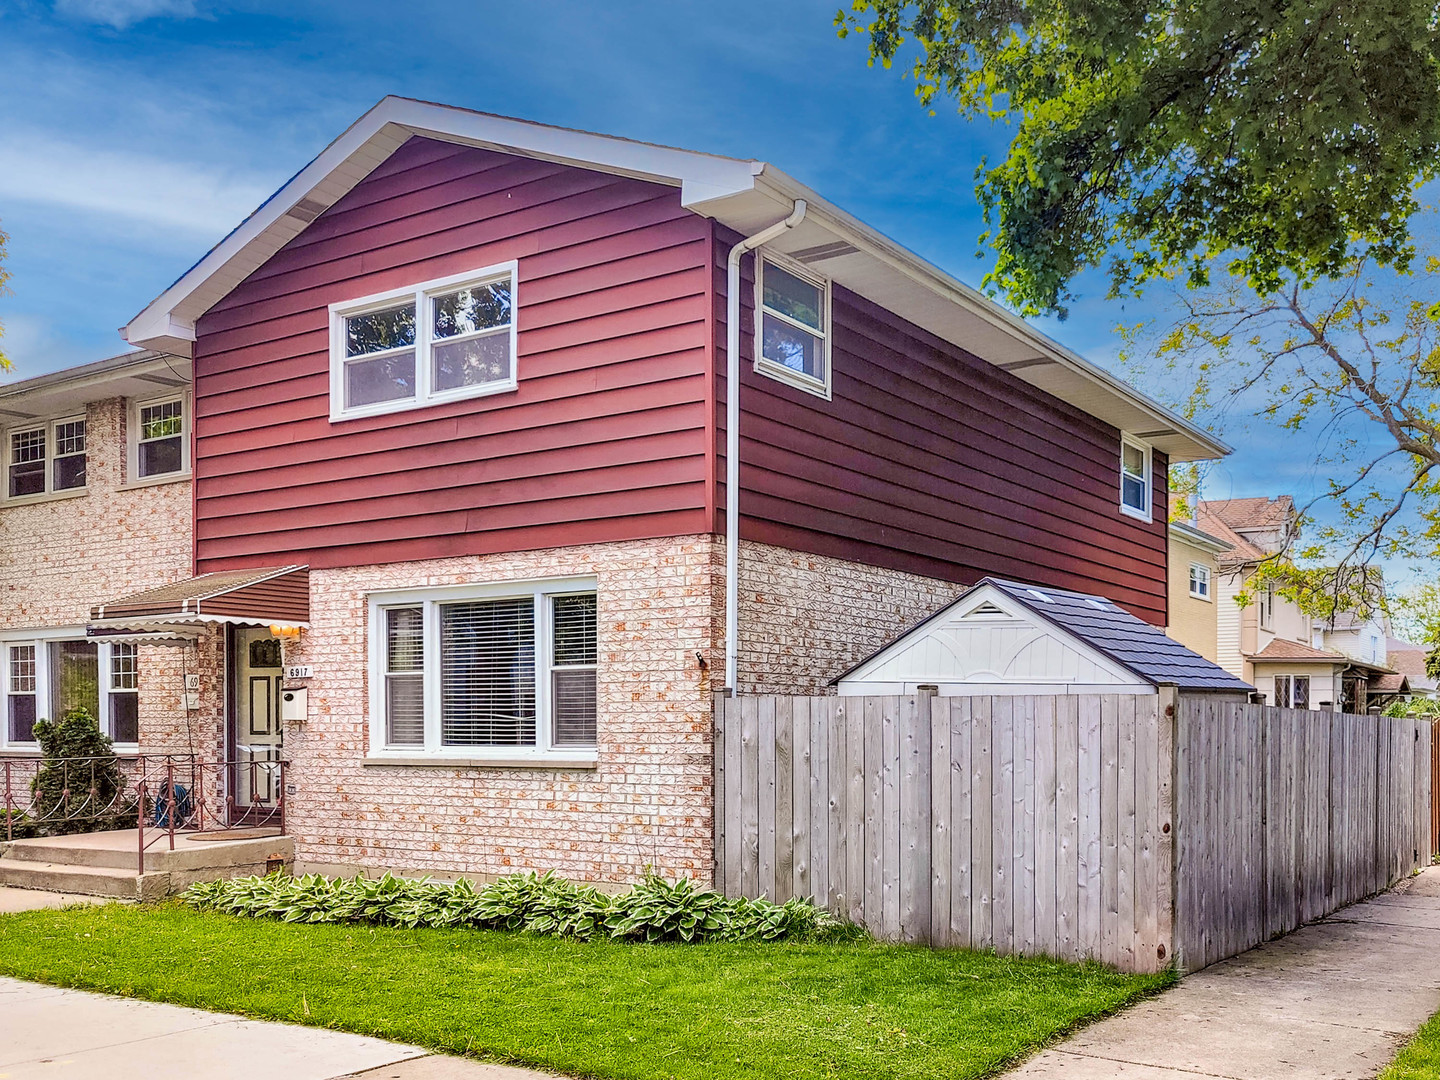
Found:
0,633 -> 140,748
369,579 -> 598,763
331,263 -> 517,420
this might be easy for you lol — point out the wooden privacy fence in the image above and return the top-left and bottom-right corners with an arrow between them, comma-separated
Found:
713,691 -> 1433,973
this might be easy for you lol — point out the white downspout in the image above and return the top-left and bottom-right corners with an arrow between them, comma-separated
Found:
724,199 -> 807,693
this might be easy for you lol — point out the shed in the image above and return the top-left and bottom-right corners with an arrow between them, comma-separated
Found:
833,578 -> 1253,697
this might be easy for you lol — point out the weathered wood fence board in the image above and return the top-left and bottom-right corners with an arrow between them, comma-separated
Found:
715,691 -> 1432,974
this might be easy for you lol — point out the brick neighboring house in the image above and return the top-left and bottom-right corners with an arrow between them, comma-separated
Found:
0,352 -> 227,763
1200,496 -> 1398,711
8,97 -> 1229,883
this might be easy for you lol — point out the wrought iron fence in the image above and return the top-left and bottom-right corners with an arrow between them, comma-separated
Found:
1,754 -> 286,873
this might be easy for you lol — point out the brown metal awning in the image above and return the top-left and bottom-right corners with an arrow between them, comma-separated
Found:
89,565 -> 309,630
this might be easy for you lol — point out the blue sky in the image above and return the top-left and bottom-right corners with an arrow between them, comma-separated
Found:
0,0 -> 1403,536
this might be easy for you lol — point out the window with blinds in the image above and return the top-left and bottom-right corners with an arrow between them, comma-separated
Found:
374,583 -> 598,756
441,597 -> 536,747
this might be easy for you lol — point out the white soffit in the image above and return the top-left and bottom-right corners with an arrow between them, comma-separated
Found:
121,95 -> 1226,463
0,351 -> 191,420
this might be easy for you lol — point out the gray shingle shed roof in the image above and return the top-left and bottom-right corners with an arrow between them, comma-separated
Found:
989,579 -> 1252,692
831,577 -> 1253,693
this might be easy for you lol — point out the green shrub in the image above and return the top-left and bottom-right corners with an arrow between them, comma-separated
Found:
0,809 -> 39,839
183,870 -> 845,944
31,708 -> 131,835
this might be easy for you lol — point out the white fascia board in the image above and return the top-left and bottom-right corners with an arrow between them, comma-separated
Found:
124,96 -> 761,355
700,167 -> 1230,464
1170,520 -> 1234,555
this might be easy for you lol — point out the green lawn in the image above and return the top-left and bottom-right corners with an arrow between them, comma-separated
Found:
0,902 -> 1172,1080
1383,1010 -> 1440,1079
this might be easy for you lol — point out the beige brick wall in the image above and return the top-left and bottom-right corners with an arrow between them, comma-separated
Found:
278,535 -> 722,885
0,396 -> 219,758
736,541 -> 966,694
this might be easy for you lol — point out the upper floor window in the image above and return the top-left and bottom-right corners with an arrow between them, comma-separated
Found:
1189,563 -> 1211,600
6,416 -> 86,500
1119,436 -> 1151,520
136,397 -> 186,479
1258,583 -> 1276,629
756,255 -> 831,399
369,578 -> 597,762
330,263 -> 517,421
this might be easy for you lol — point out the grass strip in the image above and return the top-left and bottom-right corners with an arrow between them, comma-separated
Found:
0,901 -> 1172,1080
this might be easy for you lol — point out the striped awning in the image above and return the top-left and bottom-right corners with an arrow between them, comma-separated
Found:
89,565 -> 309,630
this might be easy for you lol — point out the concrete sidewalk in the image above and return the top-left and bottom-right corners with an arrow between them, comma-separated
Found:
0,976 -> 555,1080
1006,867 -> 1440,1079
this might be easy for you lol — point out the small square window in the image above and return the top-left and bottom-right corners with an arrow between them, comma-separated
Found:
1188,563 -> 1211,600
756,256 -> 830,397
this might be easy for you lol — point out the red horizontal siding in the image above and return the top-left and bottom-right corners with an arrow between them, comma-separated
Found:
193,137 -> 714,572
714,230 -> 1170,625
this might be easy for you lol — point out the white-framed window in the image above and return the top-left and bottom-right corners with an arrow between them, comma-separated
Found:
4,416 -> 87,500
128,394 -> 189,481
1274,674 -> 1310,710
1119,435 -> 1151,520
368,577 -> 598,763
0,631 -> 141,748
755,254 -> 831,399
1259,584 -> 1275,630
1188,563 -> 1211,600
330,262 -> 518,421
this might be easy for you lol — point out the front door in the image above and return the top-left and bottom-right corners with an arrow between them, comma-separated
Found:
232,627 -> 283,819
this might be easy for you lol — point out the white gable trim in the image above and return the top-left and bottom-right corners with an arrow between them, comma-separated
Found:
121,97 -> 1227,463
837,583 -> 1155,696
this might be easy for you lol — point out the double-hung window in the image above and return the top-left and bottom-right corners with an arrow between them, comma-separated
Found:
134,396 -> 187,479
1119,436 -> 1151,520
1,634 -> 140,748
370,579 -> 598,763
6,417 -> 86,499
755,255 -> 830,398
1258,584 -> 1275,630
1189,563 -> 1211,600
331,263 -> 517,420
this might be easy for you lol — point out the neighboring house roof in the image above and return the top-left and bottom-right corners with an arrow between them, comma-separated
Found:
833,577 -> 1253,693
1387,637 -> 1438,687
1246,639 -> 1348,663
1202,496 -> 1295,532
1370,673 -> 1411,694
1194,504 -> 1270,564
1168,519 -> 1233,556
0,349 -> 191,418
119,95 -> 1226,463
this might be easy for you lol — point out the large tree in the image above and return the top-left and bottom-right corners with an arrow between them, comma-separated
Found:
837,1 -> 1440,317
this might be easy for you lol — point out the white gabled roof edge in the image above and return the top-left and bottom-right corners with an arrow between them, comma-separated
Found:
122,95 -> 1228,462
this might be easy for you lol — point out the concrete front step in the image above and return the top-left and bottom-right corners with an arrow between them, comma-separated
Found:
0,829 -> 295,898
0,858 -> 170,900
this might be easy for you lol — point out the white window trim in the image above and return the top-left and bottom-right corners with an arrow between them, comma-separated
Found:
0,627 -> 139,751
2,414 -> 88,504
1119,433 -> 1153,522
1259,584 -> 1276,630
128,392 -> 192,483
329,262 -> 520,422
754,251 -> 832,400
1188,562 -> 1212,601
365,576 -> 598,766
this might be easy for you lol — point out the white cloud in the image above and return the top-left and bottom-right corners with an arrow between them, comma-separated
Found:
52,0 -> 197,30
0,131 -> 272,239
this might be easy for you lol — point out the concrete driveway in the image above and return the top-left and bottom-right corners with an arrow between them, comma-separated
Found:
1005,867 -> 1440,1079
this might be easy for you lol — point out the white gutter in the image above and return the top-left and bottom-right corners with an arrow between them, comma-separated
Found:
724,200 -> 806,693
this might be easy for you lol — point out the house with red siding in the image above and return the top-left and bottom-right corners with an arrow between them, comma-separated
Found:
19,97 -> 1227,884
